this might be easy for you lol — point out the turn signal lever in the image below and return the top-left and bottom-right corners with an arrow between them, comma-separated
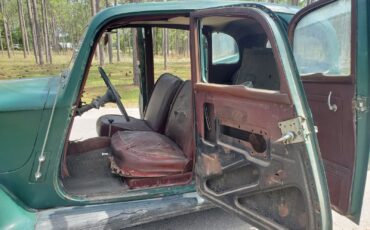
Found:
76,89 -> 116,116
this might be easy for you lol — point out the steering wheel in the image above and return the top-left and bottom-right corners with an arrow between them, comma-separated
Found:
98,67 -> 130,122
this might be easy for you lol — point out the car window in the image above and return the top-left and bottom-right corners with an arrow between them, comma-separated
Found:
212,32 -> 239,65
293,0 -> 351,76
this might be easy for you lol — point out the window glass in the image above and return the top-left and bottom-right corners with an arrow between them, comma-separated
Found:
212,32 -> 239,64
293,0 -> 351,76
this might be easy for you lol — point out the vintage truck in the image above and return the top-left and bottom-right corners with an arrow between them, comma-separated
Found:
0,0 -> 369,229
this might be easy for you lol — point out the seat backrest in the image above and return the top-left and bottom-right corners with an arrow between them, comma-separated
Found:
232,48 -> 280,90
144,73 -> 183,133
165,81 -> 193,160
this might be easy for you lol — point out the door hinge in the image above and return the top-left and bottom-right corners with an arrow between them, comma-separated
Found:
276,117 -> 308,144
354,96 -> 368,113
34,153 -> 47,180
30,150 -> 50,182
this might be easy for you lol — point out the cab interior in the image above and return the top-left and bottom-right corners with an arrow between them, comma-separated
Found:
60,14 -> 281,199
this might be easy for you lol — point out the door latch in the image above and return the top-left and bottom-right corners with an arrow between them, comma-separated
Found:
354,96 -> 368,113
275,117 -> 307,144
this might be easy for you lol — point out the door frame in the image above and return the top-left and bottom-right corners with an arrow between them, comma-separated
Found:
287,0 -> 370,222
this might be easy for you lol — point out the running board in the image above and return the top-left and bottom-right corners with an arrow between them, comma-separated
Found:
36,192 -> 212,229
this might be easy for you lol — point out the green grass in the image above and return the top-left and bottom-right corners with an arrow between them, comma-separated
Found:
0,51 -> 190,108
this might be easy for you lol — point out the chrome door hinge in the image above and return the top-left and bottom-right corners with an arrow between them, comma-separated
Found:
354,96 -> 368,113
275,117 -> 308,144
30,150 -> 50,182
34,153 -> 47,180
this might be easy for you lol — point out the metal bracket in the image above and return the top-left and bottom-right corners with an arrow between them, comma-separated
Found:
34,154 -> 46,180
354,96 -> 368,113
276,117 -> 307,144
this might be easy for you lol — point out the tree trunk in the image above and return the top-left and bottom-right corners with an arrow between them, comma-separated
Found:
163,28 -> 168,70
0,28 -> 4,55
27,0 -> 38,63
50,13 -> 58,54
175,30 -> 179,56
90,0 -> 98,59
17,0 -> 27,58
184,33 -> 189,57
129,0 -> 139,85
32,0 -> 44,65
8,22 -> 14,56
152,28 -> 156,55
107,31 -> 113,64
41,0 -> 52,64
96,0 -> 104,66
22,1 -> 30,55
115,0 -> 120,62
132,28 -> 140,85
106,0 -> 113,64
116,29 -> 121,62
0,0 -> 11,58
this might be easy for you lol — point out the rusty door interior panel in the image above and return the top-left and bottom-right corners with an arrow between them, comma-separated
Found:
194,85 -> 324,229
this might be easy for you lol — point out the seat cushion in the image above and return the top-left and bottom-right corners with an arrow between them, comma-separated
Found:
111,131 -> 190,178
96,114 -> 152,137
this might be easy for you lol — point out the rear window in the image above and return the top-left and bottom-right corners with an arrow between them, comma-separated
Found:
212,32 -> 239,65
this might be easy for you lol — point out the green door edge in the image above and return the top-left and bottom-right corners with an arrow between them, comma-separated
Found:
349,0 -> 370,223
268,10 -> 333,230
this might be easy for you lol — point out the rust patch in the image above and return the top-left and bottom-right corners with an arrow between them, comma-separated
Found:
109,156 -> 126,177
266,169 -> 286,185
201,153 -> 222,176
278,202 -> 289,218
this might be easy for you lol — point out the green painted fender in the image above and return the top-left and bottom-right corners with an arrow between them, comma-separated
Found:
0,187 -> 36,230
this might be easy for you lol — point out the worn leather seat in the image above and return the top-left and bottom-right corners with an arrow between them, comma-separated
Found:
97,73 -> 183,136
110,81 -> 193,178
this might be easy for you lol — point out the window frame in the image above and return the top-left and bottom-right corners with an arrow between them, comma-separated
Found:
191,9 -> 293,97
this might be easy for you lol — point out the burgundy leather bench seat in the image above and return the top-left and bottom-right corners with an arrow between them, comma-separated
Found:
97,73 -> 183,136
110,81 -> 193,187
111,131 -> 190,177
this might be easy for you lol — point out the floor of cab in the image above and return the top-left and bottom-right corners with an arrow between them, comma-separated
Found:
62,147 -> 129,197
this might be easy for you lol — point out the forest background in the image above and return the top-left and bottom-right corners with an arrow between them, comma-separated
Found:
0,0 -> 317,106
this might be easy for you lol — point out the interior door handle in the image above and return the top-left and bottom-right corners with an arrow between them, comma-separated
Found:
327,91 -> 337,112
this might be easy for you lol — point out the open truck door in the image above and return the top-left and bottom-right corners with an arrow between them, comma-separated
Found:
288,0 -> 370,223
190,5 -> 333,230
